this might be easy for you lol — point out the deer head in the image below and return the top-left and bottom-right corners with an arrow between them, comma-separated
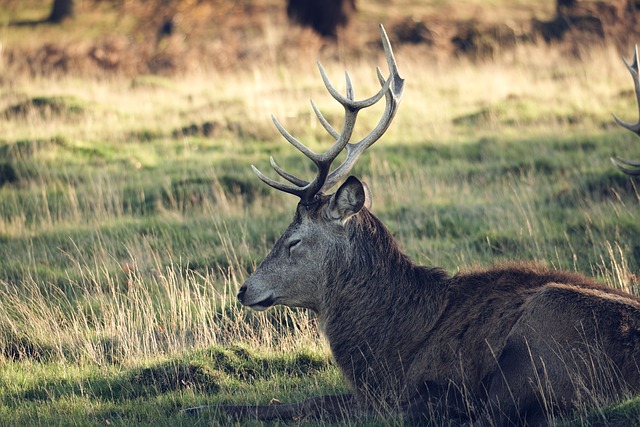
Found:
612,45 -> 640,175
237,24 -> 404,311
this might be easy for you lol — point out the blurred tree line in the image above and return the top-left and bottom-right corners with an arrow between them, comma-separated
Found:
3,0 -> 357,38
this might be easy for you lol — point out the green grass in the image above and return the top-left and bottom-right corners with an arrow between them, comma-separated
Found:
1,24 -> 640,424
0,344 -> 341,426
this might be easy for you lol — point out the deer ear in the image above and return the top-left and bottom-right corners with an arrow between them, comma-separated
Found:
328,176 -> 370,222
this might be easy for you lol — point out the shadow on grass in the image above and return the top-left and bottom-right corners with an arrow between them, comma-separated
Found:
18,360 -> 221,403
9,20 -> 45,27
10,345 -> 329,403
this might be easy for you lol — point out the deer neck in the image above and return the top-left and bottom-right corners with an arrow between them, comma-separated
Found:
317,210 -> 448,332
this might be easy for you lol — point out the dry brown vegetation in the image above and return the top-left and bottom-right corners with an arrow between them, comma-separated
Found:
0,0 -> 638,78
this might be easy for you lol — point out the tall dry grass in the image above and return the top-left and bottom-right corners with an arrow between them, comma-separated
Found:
0,29 -> 640,424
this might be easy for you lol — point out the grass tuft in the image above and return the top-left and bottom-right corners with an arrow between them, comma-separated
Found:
4,96 -> 87,120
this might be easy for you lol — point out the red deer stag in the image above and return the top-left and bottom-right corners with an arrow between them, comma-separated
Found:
195,30 -> 640,425
612,45 -> 640,175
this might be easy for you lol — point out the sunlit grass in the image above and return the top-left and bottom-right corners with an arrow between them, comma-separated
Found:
1,32 -> 640,424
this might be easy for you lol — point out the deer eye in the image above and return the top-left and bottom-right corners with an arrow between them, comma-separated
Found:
287,239 -> 301,255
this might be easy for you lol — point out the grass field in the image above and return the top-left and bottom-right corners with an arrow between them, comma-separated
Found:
2,2 -> 640,425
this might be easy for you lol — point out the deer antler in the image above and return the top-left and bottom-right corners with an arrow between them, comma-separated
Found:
612,45 -> 640,175
252,24 -> 405,204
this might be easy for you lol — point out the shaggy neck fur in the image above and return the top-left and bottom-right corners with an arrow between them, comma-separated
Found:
318,207 -> 449,406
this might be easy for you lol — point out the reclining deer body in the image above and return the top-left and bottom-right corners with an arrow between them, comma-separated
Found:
236,177 -> 640,425
206,29 -> 640,425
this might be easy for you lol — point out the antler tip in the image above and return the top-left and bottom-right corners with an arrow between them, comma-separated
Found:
611,157 -> 640,175
378,23 -> 388,39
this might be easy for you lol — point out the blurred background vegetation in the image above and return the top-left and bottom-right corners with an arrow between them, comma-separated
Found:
0,0 -> 637,77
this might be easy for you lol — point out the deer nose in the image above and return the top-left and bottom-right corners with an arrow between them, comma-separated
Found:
237,284 -> 247,303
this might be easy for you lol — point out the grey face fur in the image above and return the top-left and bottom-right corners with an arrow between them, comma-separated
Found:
236,25 -> 401,313
237,176 -> 369,312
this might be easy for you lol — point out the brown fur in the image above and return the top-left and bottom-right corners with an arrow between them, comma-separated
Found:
226,177 -> 640,426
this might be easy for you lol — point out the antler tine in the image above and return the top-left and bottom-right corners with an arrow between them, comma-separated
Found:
317,62 -> 393,118
611,157 -> 640,175
322,24 -> 405,191
251,164 -> 307,197
345,71 -> 355,101
612,45 -> 640,175
311,99 -> 340,140
612,45 -> 640,135
271,114 -> 319,160
269,157 -> 308,187
253,24 -> 403,203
